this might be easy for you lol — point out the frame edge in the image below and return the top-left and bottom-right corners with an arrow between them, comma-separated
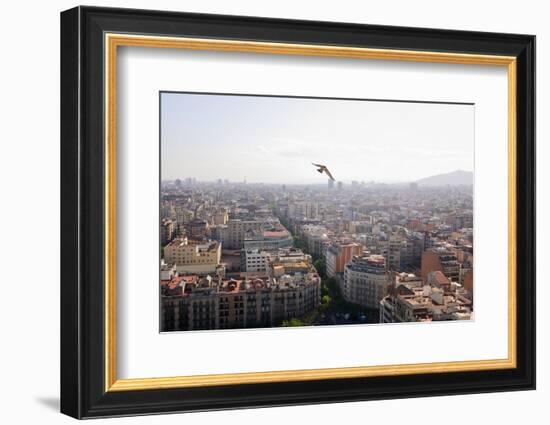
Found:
60,5 -> 83,420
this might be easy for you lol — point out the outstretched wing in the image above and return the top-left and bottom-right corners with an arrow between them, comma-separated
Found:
324,168 -> 335,181
311,162 -> 324,168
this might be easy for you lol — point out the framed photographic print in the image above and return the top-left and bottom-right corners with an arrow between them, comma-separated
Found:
60,6 -> 536,419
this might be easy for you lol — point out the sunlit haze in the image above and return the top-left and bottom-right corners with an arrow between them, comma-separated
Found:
161,92 -> 474,184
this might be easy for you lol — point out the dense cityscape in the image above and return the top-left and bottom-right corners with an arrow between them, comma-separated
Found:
160,174 -> 474,332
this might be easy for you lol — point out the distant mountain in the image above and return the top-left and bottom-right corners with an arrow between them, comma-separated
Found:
416,170 -> 473,187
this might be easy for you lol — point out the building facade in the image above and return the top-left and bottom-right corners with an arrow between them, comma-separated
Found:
325,241 -> 363,277
224,219 -> 263,249
160,218 -> 174,245
379,283 -> 472,323
185,218 -> 208,240
241,249 -> 272,274
161,273 -> 321,331
421,247 -> 460,283
343,255 -> 389,309
212,209 -> 229,225
163,237 -> 222,274
300,224 -> 330,258
243,228 -> 293,251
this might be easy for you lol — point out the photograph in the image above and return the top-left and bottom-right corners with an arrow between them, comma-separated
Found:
159,92 -> 475,332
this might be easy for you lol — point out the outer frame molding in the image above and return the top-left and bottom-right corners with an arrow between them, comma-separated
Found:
61,6 -> 535,419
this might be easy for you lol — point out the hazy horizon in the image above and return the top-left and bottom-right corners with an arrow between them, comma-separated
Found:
161,169 -> 473,186
161,92 -> 474,184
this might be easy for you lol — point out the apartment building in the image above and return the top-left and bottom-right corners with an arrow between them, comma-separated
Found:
224,219 -> 263,249
160,218 -> 174,245
163,237 -> 222,274
379,283 -> 472,323
161,273 -> 321,331
241,249 -> 272,274
421,247 -> 460,283
325,241 -> 363,278
243,227 -> 293,251
343,255 -> 389,309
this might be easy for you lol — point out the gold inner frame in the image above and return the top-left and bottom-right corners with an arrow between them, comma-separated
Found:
104,33 -> 517,392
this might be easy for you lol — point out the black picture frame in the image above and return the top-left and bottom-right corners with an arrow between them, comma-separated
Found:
61,5 -> 535,419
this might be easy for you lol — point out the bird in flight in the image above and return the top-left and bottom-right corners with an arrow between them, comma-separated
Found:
311,163 -> 335,181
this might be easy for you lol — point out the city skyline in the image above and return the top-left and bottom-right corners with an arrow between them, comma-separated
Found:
160,91 -> 474,332
160,183 -> 474,331
161,92 -> 474,184
161,168 -> 473,186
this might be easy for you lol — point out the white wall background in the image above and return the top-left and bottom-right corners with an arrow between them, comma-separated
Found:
0,1 -> 545,424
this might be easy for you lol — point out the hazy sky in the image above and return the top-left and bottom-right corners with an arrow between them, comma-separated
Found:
161,92 -> 474,184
